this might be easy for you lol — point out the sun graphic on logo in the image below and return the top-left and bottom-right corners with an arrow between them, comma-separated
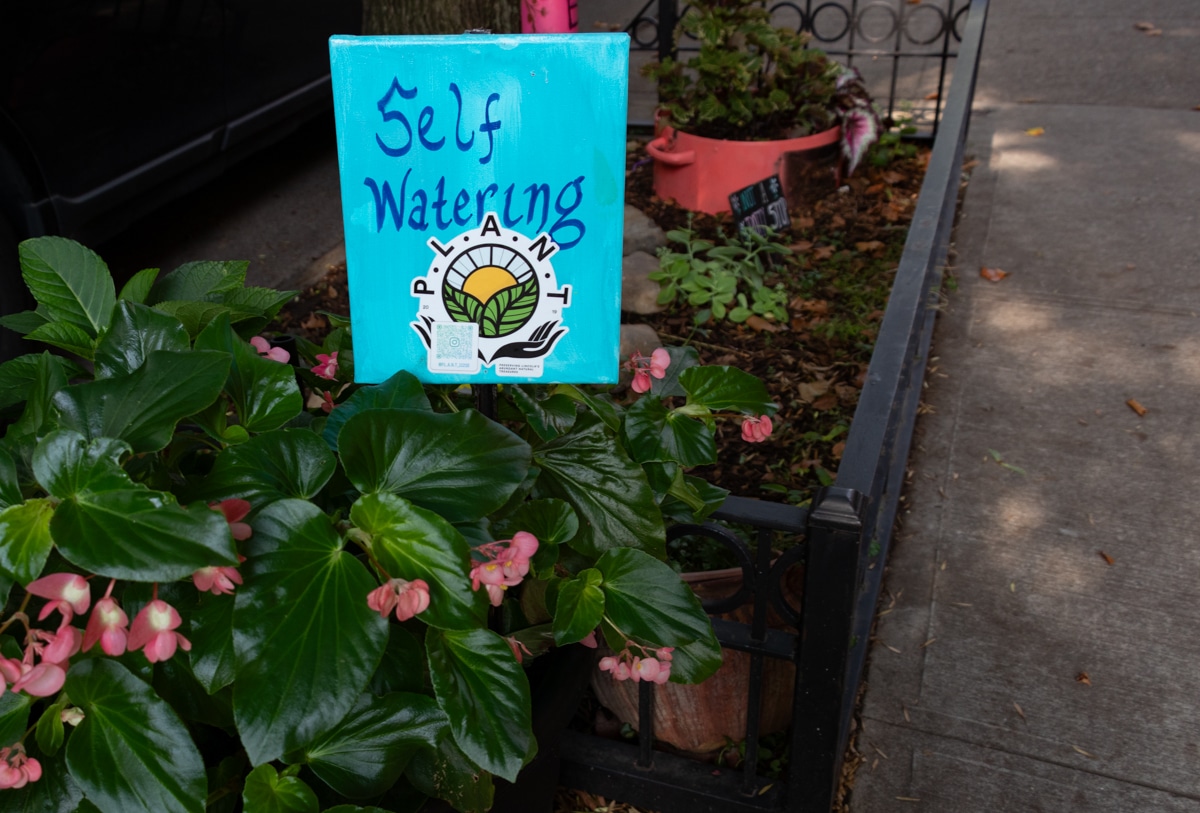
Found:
443,244 -> 539,339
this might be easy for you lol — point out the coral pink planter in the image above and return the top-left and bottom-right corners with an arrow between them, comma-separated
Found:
646,125 -> 842,215
521,0 -> 579,33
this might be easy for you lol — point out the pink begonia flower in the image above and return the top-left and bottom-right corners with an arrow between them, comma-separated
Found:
25,573 -> 90,623
321,390 -> 336,414
598,641 -> 672,684
468,533 -> 540,606
127,599 -> 191,664
312,351 -> 339,380
506,636 -> 532,664
250,336 -> 291,364
367,579 -> 431,622
211,499 -> 253,541
741,415 -> 773,443
61,707 -> 85,727
33,623 -> 81,666
580,630 -> 598,649
83,581 -> 129,656
11,661 -> 66,697
192,555 -> 246,596
0,745 -> 42,789
633,656 -> 671,685
627,348 -> 671,394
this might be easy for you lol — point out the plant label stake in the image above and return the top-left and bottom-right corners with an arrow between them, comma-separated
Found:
729,175 -> 791,236
330,33 -> 629,384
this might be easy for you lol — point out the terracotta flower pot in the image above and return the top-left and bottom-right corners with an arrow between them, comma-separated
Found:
590,565 -> 801,756
646,125 -> 842,215
520,0 -> 578,33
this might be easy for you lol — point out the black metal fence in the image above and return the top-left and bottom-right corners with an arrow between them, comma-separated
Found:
557,0 -> 989,810
623,0 -> 974,137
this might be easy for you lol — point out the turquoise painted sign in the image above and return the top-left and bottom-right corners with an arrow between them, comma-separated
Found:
329,34 -> 630,384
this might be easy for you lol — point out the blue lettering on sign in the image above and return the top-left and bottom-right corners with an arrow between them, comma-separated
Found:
375,79 -> 503,162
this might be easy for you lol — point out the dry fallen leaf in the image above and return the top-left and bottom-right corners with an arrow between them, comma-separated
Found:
745,315 -> 784,333
1126,398 -> 1147,416
789,240 -> 814,253
1076,672 -> 1092,686
812,245 -> 835,261
1025,126 -> 1045,136
798,380 -> 831,403
1133,21 -> 1155,31
924,91 -> 939,100
856,240 -> 887,253
980,266 -> 1008,282
882,170 -> 905,184
1098,551 -> 1115,566
1013,702 -> 1026,721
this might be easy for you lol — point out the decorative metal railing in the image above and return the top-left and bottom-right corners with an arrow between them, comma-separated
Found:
623,0 -> 974,137
557,0 -> 989,809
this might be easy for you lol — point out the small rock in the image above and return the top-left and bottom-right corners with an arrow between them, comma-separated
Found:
624,205 -> 666,255
619,324 -> 662,368
622,251 -> 664,315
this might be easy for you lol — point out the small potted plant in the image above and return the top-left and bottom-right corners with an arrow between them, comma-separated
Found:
644,0 -> 880,214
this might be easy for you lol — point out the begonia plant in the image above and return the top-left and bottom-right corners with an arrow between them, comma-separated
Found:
0,237 -> 776,811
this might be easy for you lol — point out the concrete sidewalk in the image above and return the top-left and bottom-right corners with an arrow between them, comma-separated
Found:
850,1 -> 1200,811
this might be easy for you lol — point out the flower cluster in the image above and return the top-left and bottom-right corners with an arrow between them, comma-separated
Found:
0,744 -> 41,789
367,578 -> 431,622
598,641 -> 674,684
250,336 -> 290,364
625,348 -> 670,394
468,532 -> 539,606
741,414 -> 773,442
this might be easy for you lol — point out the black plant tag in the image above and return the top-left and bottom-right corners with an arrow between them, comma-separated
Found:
728,175 -> 790,235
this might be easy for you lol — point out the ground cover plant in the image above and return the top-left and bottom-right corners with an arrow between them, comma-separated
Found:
0,238 -> 782,812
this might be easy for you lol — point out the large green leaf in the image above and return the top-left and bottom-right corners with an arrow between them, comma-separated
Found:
1,744 -> 83,812
242,765 -> 318,813
532,420 -> 665,559
340,409 -> 530,523
321,369 -> 431,452
65,658 -> 207,813
302,692 -> 448,798
553,568 -> 605,646
369,625 -> 427,696
491,498 -> 578,547
233,499 -> 387,765
117,267 -> 160,304
649,345 -> 700,398
622,397 -> 716,467
597,548 -> 721,683
0,353 -> 82,412
151,300 -> 235,338
680,366 -> 775,414
0,498 -> 55,586
4,352 -> 70,443
19,237 -> 115,338
407,727 -> 494,813
53,349 -> 230,453
188,591 -> 238,695
350,492 -> 485,630
196,314 -> 301,433
93,300 -> 189,378
221,287 -> 297,337
509,386 -> 576,442
426,628 -> 534,783
0,690 -> 31,744
32,430 -> 130,499
189,429 -> 336,507
24,320 -> 96,359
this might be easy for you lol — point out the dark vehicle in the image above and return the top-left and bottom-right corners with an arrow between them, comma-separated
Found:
0,0 -> 362,358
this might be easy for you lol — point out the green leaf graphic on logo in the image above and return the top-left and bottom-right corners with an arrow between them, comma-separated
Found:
445,287 -> 483,326
480,279 -> 538,338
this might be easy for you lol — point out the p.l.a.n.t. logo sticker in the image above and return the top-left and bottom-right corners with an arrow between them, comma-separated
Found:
411,213 -> 570,378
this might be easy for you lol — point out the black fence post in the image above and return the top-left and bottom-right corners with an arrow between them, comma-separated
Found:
791,486 -> 866,811
657,0 -> 678,63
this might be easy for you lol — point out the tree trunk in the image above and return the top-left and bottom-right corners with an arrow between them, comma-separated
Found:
364,0 -> 520,35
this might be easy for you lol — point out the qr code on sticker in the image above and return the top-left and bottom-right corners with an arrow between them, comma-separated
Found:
429,321 -> 480,374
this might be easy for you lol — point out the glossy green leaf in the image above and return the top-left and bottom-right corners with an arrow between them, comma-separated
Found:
0,446 -> 18,509
32,430 -> 130,499
552,384 -> 621,432
597,548 -> 722,682
369,625 -> 427,696
0,309 -> 48,336
1,744 -> 83,812
151,300 -> 235,337
117,267 -> 160,304
509,386 -> 576,442
242,764 -> 319,813
553,569 -> 605,646
649,346 -> 700,398
53,349 -> 230,453
190,428 -> 336,507
146,260 -> 247,305
0,690 -> 31,744
303,692 -> 448,798
233,499 -> 387,765
196,314 -> 301,433
491,498 -> 578,547
93,300 -> 189,378
426,628 -> 534,783
65,658 -> 207,813
532,420 -> 666,559
340,409 -> 530,523
680,366 -> 775,414
623,397 -> 716,467
221,287 -> 297,337
350,492 -> 485,630
35,700 -> 66,756
0,498 -> 55,589
24,320 -> 96,359
19,237 -> 115,338
320,369 -> 431,451
188,591 -> 238,694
